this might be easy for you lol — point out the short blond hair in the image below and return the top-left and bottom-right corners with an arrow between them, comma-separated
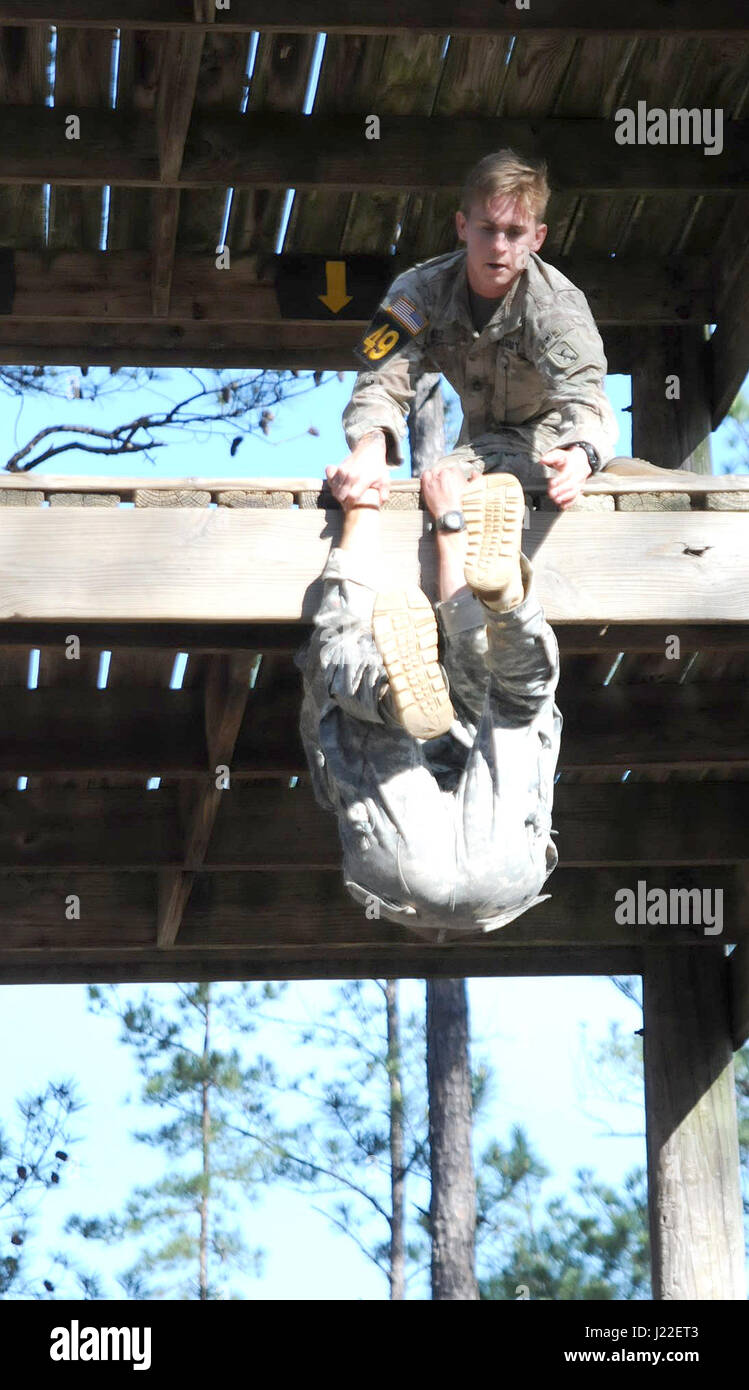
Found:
459,149 -> 550,223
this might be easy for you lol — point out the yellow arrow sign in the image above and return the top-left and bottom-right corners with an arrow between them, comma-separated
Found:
318,260 -> 353,314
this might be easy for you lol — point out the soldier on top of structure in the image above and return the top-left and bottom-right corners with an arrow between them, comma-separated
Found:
328,146 -> 671,508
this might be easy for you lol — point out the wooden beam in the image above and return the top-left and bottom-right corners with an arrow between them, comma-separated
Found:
0,945 -> 646,987
183,113 -> 748,195
0,509 -> 746,625
0,110 -> 744,192
0,866 -> 741,950
0,783 -> 745,871
1,473 -> 748,497
0,1 -> 744,34
0,681 -> 747,776
643,947 -> 746,1299
3,619 -> 749,655
4,251 -> 715,327
157,653 -> 254,946
0,323 -> 364,369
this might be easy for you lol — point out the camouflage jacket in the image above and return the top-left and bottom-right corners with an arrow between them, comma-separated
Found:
342,248 -> 619,469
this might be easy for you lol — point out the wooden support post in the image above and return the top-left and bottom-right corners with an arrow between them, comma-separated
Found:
643,946 -> 746,1299
631,327 -> 712,473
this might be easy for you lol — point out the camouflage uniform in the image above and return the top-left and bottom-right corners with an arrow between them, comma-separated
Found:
342,247 -> 622,483
294,545 -> 562,943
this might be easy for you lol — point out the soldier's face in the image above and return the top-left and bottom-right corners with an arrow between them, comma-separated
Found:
455,195 -> 547,297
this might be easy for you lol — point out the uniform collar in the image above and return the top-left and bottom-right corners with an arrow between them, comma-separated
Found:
449,250 -> 526,338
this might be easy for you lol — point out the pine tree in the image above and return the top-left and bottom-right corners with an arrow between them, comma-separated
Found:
65,981 -> 292,1299
1,1079 -> 84,1298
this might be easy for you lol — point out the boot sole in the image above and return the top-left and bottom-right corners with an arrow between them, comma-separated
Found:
462,473 -> 525,598
372,588 -> 454,740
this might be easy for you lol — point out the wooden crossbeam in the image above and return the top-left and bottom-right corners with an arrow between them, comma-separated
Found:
0,508 -> 746,625
157,653 -> 254,946
0,1 -> 745,33
3,251 -> 714,327
3,620 -> 749,654
0,784 -> 746,871
0,681 -> 747,775
0,110 -> 744,192
0,866 -> 741,951
0,946 -> 647,986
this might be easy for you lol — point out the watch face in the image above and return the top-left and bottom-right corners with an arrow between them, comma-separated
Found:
441,511 -> 464,531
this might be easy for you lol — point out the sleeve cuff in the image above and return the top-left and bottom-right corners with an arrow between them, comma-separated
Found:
436,589 -> 487,636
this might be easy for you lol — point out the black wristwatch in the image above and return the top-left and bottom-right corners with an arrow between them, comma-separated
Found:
563,440 -> 602,474
432,510 -> 467,533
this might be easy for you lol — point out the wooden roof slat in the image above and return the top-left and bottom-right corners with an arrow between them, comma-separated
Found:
0,1 -> 746,35
396,32 -> 514,265
47,29 -> 115,252
283,32 -> 392,258
219,30 -> 318,260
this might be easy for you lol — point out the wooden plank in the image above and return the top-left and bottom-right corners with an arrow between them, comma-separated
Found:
1,782 -> 746,871
643,947 -> 746,1299
0,110 -> 745,191
181,113 -> 749,194
1,474 -> 748,496
0,866 -> 741,950
0,620 -> 748,655
0,509 -> 745,625
3,250 -> 715,325
0,787 -> 182,868
0,680 -> 746,777
47,29 -> 115,252
0,324 -> 395,369
0,1 -> 745,34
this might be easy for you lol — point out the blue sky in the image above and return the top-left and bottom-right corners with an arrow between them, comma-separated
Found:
0,362 -> 746,1300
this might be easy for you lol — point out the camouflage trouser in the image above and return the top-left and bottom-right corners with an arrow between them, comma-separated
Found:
434,432 -> 697,487
299,545 -> 562,943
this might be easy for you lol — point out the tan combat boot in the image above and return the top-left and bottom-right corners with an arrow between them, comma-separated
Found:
372,588 -> 454,740
462,473 -> 525,610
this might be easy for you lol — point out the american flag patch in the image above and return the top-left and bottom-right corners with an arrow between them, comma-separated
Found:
386,294 -> 427,335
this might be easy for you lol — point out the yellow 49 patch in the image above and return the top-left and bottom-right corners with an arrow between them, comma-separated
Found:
353,293 -> 428,369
